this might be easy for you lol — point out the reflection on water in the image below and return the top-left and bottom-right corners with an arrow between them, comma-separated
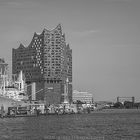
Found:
0,110 -> 140,140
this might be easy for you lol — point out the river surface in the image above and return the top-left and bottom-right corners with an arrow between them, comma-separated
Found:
0,109 -> 140,140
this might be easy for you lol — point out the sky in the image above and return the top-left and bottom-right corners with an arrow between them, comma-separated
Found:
0,0 -> 140,101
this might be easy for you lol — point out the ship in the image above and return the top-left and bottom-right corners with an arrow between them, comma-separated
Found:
0,71 -> 28,114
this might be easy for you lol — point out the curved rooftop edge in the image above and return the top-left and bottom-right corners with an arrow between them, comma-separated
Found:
43,24 -> 62,33
14,24 -> 64,50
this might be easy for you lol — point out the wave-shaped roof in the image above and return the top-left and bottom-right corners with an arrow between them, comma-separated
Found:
15,24 -> 64,50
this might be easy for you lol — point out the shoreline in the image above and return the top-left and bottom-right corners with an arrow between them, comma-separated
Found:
92,108 -> 140,113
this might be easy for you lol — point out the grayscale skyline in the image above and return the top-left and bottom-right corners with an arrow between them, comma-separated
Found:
0,0 -> 140,101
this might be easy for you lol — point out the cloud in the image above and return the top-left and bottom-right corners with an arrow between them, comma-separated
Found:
6,1 -> 23,6
0,0 -> 41,8
69,30 -> 99,37
84,30 -> 98,34
104,0 -> 132,2
0,0 -> 24,7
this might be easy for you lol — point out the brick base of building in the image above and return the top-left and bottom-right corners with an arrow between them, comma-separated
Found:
27,81 -> 72,105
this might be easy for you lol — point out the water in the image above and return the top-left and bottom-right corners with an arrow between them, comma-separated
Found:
0,109 -> 140,140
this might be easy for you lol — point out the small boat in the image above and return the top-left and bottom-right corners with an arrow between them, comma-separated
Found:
6,106 -> 37,118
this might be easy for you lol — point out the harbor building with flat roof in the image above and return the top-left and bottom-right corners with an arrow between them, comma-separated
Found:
12,24 -> 72,105
73,90 -> 93,104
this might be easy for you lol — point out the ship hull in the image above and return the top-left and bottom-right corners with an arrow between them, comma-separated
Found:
0,96 -> 21,114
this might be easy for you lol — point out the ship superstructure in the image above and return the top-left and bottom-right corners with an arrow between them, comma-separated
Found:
0,65 -> 28,101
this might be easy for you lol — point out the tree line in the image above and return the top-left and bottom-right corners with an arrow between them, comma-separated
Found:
113,101 -> 140,109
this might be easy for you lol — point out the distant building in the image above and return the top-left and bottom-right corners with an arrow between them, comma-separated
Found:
73,90 -> 93,104
12,24 -> 72,104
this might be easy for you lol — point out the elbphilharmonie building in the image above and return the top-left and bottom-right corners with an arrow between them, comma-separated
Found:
12,24 -> 72,104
